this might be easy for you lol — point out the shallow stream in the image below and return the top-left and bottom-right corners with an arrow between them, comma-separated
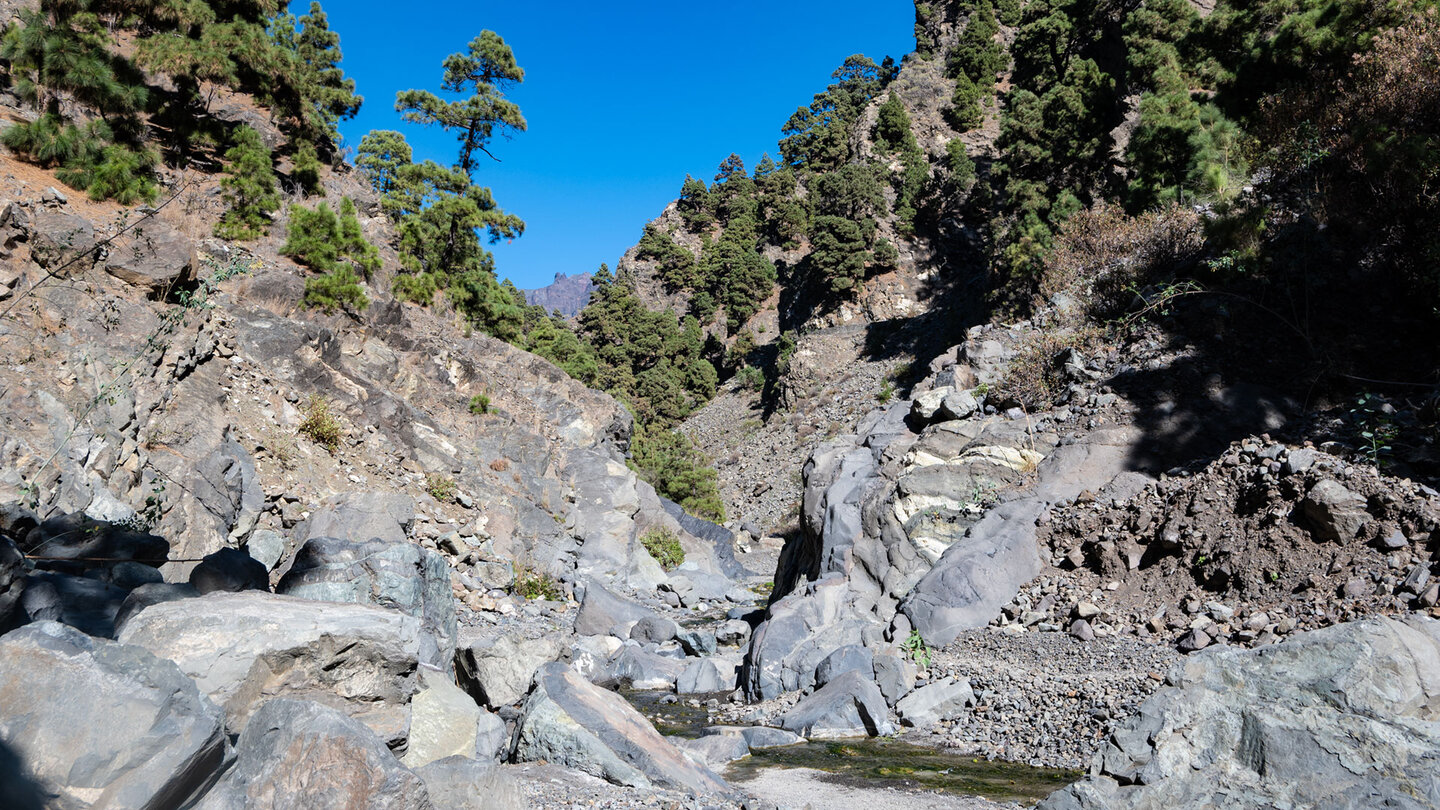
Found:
623,689 -> 1078,805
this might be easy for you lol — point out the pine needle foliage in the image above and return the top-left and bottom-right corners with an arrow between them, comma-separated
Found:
215,125 -> 279,240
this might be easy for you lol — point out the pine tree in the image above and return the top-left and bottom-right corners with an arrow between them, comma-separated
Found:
395,31 -> 526,175
272,2 -> 363,144
356,130 -> 412,196
293,140 -> 323,196
215,125 -> 279,240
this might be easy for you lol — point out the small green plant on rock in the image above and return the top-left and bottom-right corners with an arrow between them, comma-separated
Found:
902,629 -> 932,670
640,527 -> 685,570
297,394 -> 343,453
468,393 -> 491,415
513,562 -> 563,601
1350,393 -> 1399,467
425,473 -> 456,502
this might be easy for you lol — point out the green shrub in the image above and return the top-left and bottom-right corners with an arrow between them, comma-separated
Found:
285,197 -> 379,316
425,473 -> 456,502
513,563 -> 563,601
302,265 -> 368,315
297,394 -> 343,452
215,125 -> 279,240
468,393 -> 491,414
640,527 -> 685,570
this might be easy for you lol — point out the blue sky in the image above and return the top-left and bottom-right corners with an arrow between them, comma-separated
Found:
326,1 -> 916,291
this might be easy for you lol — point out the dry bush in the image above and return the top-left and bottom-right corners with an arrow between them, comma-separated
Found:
994,327 -> 1105,411
489,458 -> 510,472
1039,203 -> 1204,321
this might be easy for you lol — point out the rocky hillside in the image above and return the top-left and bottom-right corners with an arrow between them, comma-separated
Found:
2,0 -> 1439,808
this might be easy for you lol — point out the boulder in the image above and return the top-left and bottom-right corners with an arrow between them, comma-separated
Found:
630,614 -> 679,644
300,491 -> 415,544
940,389 -> 981,421
19,571 -> 129,637
574,580 -> 655,637
116,591 -> 422,748
189,547 -> 269,594
815,644 -> 873,688
244,529 -> 287,571
416,757 -> 525,810
675,733 -> 750,765
714,619 -> 752,648
197,698 -> 432,810
114,582 -> 199,634
20,512 -> 168,573
871,652 -> 916,706
456,632 -> 564,709
677,657 -> 739,695
607,644 -> 684,690
278,535 -> 456,669
777,670 -> 896,739
0,621 -> 231,810
1301,480 -> 1373,543
26,209 -> 96,271
401,669 -> 487,770
103,218 -> 196,297
895,677 -> 974,728
0,534 -> 24,629
1040,616 -> 1440,810
513,662 -> 733,796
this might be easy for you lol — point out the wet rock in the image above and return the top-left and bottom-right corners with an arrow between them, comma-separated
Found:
278,535 -> 456,669
896,676 -> 974,729
513,662 -> 733,796
777,670 -> 896,739
456,632 -> 564,710
1041,617 -> 1440,810
189,547 -> 268,594
198,698 -> 431,810
117,591 -> 422,747
0,621 -> 232,810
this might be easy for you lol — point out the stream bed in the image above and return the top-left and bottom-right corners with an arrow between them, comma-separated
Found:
624,689 -> 1079,805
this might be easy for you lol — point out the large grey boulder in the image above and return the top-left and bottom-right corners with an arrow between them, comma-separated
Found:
677,656 -> 739,695
456,631 -> 565,709
606,643 -> 685,690
0,534 -> 25,630
743,574 -> 867,701
777,670 -> 896,739
197,698 -> 432,810
1040,616 -> 1440,810
188,547 -> 268,594
0,621 -> 231,810
116,591 -> 422,748
416,757 -> 525,810
574,580 -> 656,637
513,662 -> 734,796
895,677 -> 974,728
278,535 -> 456,669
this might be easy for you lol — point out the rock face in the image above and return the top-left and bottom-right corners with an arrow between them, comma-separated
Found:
1040,616 -> 1440,810
116,591 -> 422,747
278,534 -> 456,669
198,698 -> 432,810
513,662 -> 733,796
0,621 -> 232,810
522,271 -> 593,318
102,218 -> 196,297
401,669 -> 489,769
